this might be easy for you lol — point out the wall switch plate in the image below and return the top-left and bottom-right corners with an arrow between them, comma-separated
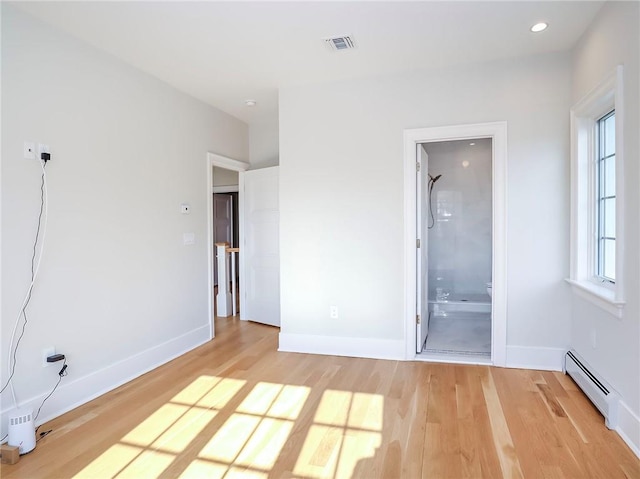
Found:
183,233 -> 195,245
42,346 -> 55,367
24,141 -> 36,160
330,305 -> 339,319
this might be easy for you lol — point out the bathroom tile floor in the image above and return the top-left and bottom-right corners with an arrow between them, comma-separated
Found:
423,311 -> 491,356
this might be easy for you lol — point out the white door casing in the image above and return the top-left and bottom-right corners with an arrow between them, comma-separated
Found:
416,145 -> 429,352
403,122 -> 507,366
243,166 -> 280,327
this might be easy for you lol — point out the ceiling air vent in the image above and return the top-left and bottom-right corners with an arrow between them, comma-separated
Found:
324,36 -> 356,52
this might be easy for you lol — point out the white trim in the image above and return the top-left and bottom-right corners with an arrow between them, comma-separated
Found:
212,185 -> 239,193
505,346 -> 565,371
208,153 -> 250,173
565,278 -> 625,318
415,352 -> 492,366
403,122 -> 508,366
1,325 -> 209,434
279,333 -> 405,360
207,152 -> 250,337
569,66 -> 625,314
616,401 -> 640,458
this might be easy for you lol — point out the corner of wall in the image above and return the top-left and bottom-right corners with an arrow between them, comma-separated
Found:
616,400 -> 640,458
505,345 -> 566,371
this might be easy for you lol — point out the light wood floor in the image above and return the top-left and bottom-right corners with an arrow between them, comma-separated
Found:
2,317 -> 638,478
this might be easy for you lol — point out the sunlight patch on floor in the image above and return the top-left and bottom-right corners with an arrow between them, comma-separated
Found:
72,444 -> 141,478
234,417 -> 294,469
150,408 -> 217,454
178,459 -> 229,479
293,390 -> 383,478
121,404 -> 190,447
171,376 -> 223,405
199,413 -> 262,463
72,376 -> 246,479
114,449 -> 175,479
71,377 -> 382,479
197,383 -> 309,475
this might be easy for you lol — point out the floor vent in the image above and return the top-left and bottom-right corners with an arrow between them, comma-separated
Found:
565,350 -> 619,429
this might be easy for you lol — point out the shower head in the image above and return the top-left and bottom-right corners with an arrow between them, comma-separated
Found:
428,174 -> 442,183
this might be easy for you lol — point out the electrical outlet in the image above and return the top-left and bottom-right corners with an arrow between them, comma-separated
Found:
38,143 -> 50,159
42,346 -> 55,368
330,305 -> 339,319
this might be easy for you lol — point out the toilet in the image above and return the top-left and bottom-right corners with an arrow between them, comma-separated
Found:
486,282 -> 492,298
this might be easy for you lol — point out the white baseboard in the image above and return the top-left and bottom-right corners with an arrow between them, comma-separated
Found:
1,324 -> 210,434
616,400 -> 640,458
278,333 -> 405,360
506,346 -> 565,371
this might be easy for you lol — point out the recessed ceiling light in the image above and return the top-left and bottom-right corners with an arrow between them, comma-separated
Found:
531,22 -> 548,33
469,142 -> 476,146
245,99 -> 257,107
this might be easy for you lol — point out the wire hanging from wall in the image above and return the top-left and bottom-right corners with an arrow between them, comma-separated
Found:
1,155 -> 49,408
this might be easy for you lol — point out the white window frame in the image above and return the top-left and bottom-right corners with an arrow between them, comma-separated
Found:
567,66 -> 625,318
595,110 -> 616,283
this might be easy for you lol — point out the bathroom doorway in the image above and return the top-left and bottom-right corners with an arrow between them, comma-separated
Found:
419,138 -> 492,361
403,122 -> 507,366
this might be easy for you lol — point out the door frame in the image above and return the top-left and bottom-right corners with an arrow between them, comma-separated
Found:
207,152 -> 250,339
416,144 -> 429,352
403,122 -> 508,366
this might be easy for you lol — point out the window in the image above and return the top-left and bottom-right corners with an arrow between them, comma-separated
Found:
568,66 -> 624,318
596,111 -> 615,283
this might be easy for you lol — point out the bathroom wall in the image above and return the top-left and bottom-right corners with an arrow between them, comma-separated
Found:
424,139 -> 492,299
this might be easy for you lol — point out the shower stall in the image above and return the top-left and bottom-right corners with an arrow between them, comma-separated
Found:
421,138 -> 493,358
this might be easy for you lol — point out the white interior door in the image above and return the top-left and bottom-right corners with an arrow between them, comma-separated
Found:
243,166 -> 280,327
417,145 -> 429,352
213,193 -> 233,286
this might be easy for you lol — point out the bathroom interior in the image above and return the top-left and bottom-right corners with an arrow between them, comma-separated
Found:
419,138 -> 493,361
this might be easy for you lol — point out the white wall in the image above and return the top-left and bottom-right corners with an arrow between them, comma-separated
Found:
249,114 -> 279,168
1,5 -> 248,432
424,139 -> 492,298
279,52 -> 572,359
570,1 -> 640,453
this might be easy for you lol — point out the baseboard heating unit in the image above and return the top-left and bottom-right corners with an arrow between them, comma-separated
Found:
564,350 -> 619,429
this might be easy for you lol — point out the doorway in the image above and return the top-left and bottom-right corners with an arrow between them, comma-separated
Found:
419,138 -> 492,361
213,189 -> 239,286
207,154 -> 281,339
403,122 -> 507,366
207,153 -> 249,339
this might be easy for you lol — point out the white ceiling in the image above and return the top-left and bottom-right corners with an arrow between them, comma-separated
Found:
13,1 -> 603,125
